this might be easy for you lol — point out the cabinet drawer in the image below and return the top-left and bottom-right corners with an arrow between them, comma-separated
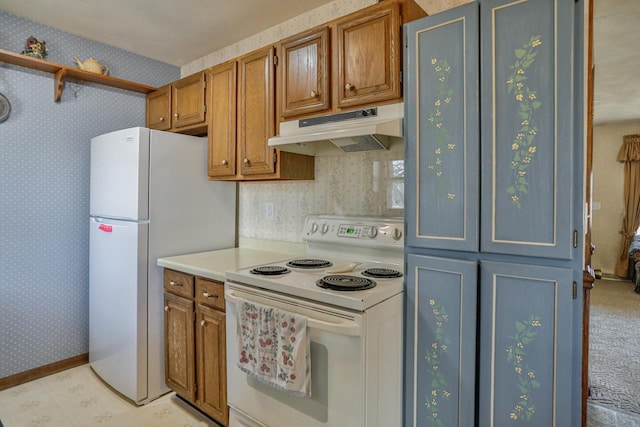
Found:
196,278 -> 225,311
164,269 -> 195,298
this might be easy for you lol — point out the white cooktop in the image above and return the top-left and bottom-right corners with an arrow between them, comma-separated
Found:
225,257 -> 403,311
225,215 -> 405,311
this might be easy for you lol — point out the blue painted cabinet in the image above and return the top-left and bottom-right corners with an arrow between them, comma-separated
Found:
478,261 -> 574,426
479,0 -> 575,260
405,254 -> 477,427
404,0 -> 583,425
404,3 -> 479,253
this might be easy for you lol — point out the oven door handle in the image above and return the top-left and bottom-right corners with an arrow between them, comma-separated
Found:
225,290 -> 362,337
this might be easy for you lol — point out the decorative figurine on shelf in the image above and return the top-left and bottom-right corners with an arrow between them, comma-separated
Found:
21,36 -> 47,59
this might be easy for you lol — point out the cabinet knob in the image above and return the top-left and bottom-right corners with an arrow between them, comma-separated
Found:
201,320 -> 206,327
169,281 -> 182,287
159,117 -> 165,122
203,292 -> 219,299
222,159 -> 228,165
391,227 -> 403,241
243,158 -> 250,165
310,90 -> 317,98
345,83 -> 354,91
164,306 -> 169,312
174,113 -> 179,118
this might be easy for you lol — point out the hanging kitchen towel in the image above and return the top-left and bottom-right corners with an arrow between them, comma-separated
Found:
235,297 -> 311,397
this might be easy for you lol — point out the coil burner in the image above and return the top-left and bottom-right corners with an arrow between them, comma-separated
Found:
249,266 -> 291,276
286,259 -> 333,269
361,268 -> 403,279
316,275 -> 376,291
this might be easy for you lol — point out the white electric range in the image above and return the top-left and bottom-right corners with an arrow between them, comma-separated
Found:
224,215 -> 405,427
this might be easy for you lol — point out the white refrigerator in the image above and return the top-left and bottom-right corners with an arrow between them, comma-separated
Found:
89,127 -> 236,404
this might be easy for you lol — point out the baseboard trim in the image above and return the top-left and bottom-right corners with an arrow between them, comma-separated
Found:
0,353 -> 89,391
600,273 -> 630,282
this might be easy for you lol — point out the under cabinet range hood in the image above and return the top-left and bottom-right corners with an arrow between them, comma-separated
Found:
268,102 -> 404,156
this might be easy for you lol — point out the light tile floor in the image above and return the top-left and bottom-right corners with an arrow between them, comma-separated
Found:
0,365 -> 220,427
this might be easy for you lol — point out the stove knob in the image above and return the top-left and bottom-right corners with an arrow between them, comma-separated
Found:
321,223 -> 329,234
366,226 -> 378,238
310,222 -> 319,234
391,227 -> 403,241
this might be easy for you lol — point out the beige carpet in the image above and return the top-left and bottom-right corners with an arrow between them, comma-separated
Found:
589,279 -> 640,419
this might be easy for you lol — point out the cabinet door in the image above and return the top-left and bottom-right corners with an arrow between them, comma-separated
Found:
146,85 -> 171,130
405,254 -> 477,427
196,304 -> 228,424
478,261 -> 574,426
405,3 -> 479,252
207,61 -> 237,178
480,0 -> 574,259
164,292 -> 196,402
238,46 -> 276,175
335,2 -> 401,109
172,72 -> 206,129
279,27 -> 330,119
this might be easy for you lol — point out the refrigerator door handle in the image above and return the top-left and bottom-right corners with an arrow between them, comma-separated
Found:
91,216 -> 149,224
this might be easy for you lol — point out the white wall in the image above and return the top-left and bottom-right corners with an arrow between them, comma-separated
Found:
591,122 -> 640,275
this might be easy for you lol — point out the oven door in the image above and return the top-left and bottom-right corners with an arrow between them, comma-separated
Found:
225,282 -> 366,427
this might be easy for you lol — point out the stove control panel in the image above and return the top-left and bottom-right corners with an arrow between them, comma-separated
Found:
303,215 -> 403,250
337,224 -> 377,238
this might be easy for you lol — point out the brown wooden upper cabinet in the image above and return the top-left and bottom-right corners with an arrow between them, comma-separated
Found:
207,48 -> 314,181
335,2 -> 401,109
238,46 -> 277,176
276,0 -> 425,121
207,60 -> 237,178
146,73 -> 207,134
279,27 -> 331,119
172,72 -> 206,130
146,84 -> 172,131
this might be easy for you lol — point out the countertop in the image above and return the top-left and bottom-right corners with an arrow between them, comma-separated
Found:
157,247 -> 301,282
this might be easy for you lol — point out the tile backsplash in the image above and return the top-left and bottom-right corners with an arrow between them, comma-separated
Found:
239,146 -> 404,242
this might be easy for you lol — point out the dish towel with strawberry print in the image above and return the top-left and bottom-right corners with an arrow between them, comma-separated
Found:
235,297 -> 311,397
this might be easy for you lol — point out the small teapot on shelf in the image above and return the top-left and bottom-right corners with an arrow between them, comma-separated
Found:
73,57 -> 109,75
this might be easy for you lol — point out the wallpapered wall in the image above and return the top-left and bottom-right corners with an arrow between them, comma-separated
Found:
0,11 -> 180,378
591,122 -> 640,276
239,147 -> 405,242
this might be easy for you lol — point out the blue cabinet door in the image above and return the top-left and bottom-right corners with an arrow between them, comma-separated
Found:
405,254 -> 477,427
405,3 -> 479,252
479,0 -> 574,259
478,261 -> 574,426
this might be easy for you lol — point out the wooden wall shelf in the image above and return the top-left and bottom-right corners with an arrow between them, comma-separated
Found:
0,48 -> 157,102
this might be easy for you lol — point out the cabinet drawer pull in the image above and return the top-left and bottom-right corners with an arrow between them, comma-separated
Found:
174,113 -> 179,118
201,320 -> 206,327
164,306 -> 169,312
243,158 -> 250,165
310,90 -> 317,98
344,83 -> 354,91
203,292 -> 219,299
222,159 -> 228,165
169,281 -> 182,287
159,117 -> 165,122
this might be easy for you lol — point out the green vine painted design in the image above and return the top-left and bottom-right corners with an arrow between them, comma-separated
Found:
426,58 -> 456,201
506,316 -> 542,421
424,299 -> 452,426
505,35 -> 543,209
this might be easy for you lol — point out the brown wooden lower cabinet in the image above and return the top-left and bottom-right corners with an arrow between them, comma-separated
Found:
164,270 -> 229,426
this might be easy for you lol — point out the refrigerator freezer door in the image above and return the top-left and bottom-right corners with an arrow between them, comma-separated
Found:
90,127 -> 150,220
89,216 -> 149,404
